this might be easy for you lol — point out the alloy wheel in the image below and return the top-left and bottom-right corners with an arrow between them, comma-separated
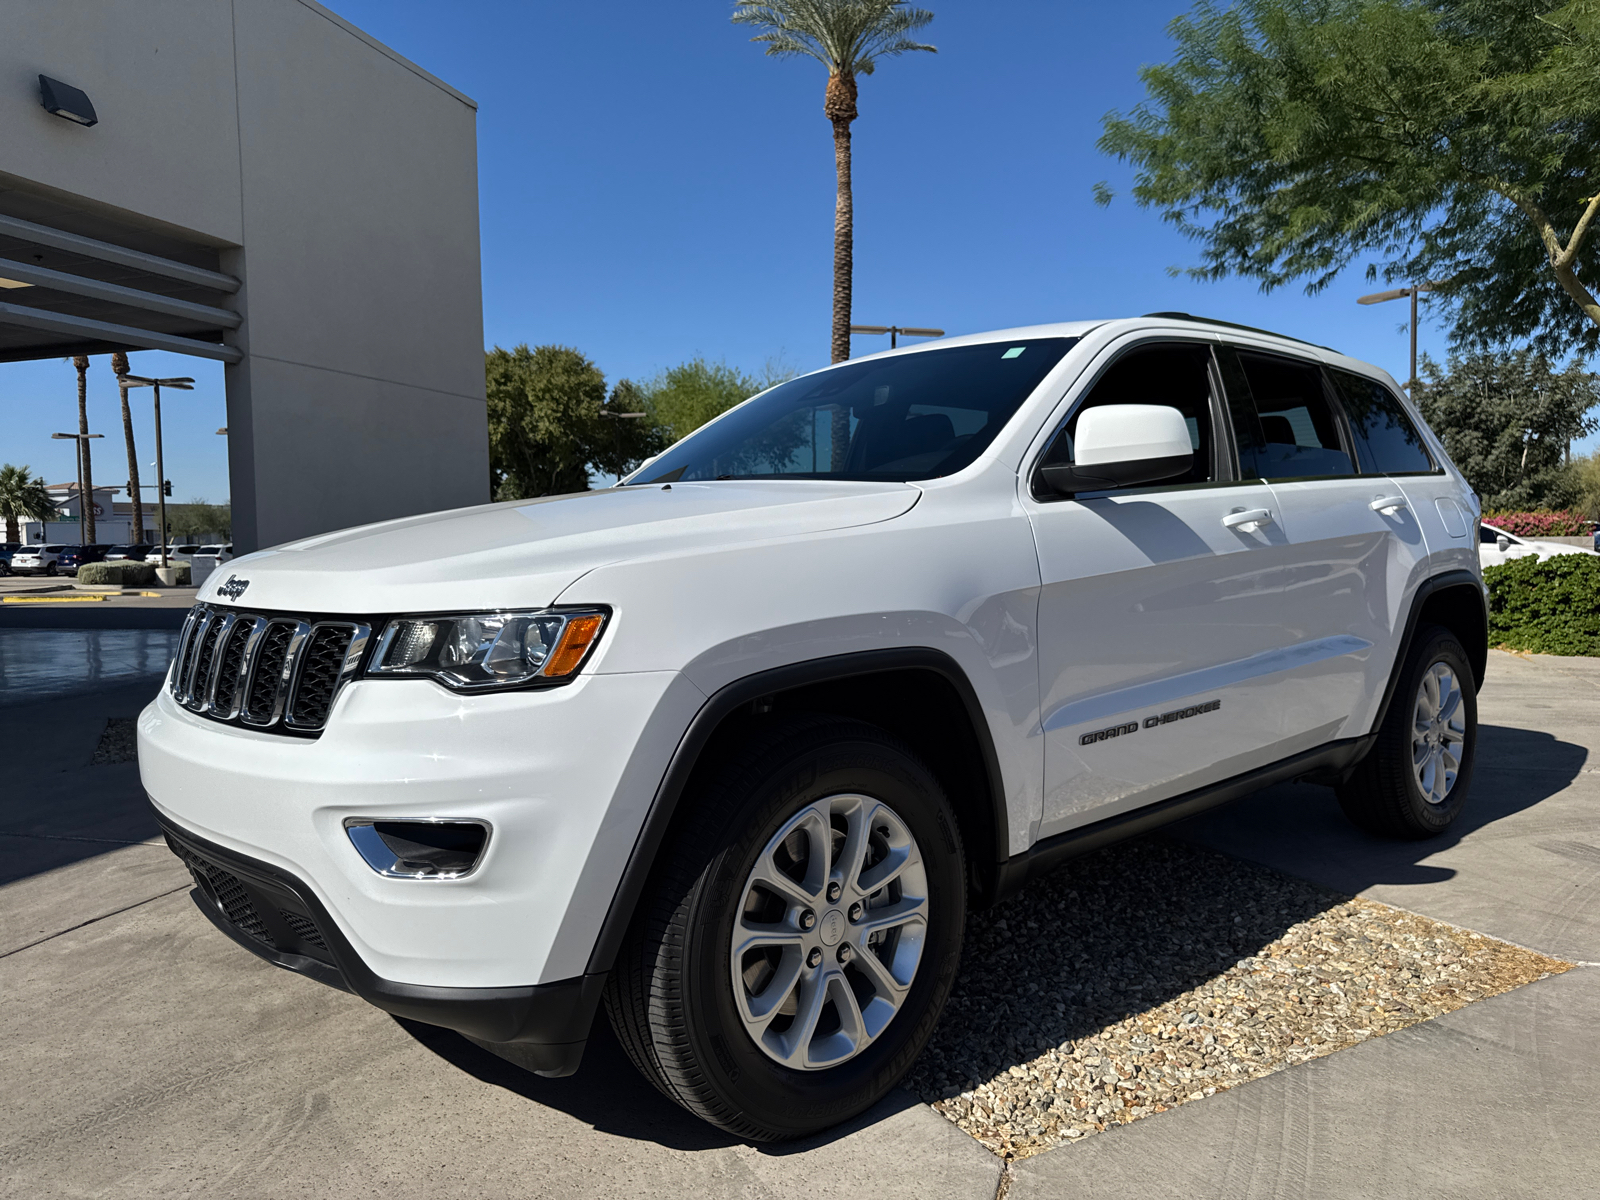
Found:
730,793 -> 929,1071
1412,661 -> 1466,805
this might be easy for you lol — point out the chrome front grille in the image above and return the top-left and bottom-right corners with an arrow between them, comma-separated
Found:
170,604 -> 370,736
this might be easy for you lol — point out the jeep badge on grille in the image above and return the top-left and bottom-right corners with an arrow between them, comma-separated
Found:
216,575 -> 250,600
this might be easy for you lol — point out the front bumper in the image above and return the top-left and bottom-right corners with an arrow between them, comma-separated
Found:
160,815 -> 604,1075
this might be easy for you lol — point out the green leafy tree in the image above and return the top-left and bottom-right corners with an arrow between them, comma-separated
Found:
486,345 -> 662,500
0,464 -> 57,543
733,1 -> 935,365
642,357 -> 794,443
1569,451 -> 1600,520
1097,0 -> 1600,354
1415,349 -> 1600,509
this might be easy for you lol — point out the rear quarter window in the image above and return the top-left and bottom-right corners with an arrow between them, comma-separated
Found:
1329,369 -> 1435,475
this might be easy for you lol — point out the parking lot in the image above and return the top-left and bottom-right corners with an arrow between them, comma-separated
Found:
2,631 -> 1596,1199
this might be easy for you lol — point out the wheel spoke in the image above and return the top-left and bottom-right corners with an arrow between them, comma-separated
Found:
854,894 -> 929,940
828,972 -> 867,1055
832,797 -> 874,897
748,856 -> 820,910
779,969 -> 830,1067
733,915 -> 803,956
850,938 -> 911,1001
742,947 -> 803,1029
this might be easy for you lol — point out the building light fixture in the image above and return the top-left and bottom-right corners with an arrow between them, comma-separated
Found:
39,75 -> 98,127
0,277 -> 33,289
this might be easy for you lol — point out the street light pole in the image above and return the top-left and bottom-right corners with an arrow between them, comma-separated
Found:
50,431 -> 105,541
1356,284 -> 1439,395
849,325 -> 946,351
121,375 -> 195,569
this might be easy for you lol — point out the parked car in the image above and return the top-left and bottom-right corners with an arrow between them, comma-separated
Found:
142,315 -> 1488,1141
1478,521 -> 1600,570
0,542 -> 20,575
56,544 -> 113,576
189,544 -> 235,586
145,544 -> 202,564
104,544 -> 155,562
9,544 -> 67,576
1593,526 -> 1599,554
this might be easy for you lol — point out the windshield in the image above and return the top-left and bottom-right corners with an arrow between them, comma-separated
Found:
627,338 -> 1076,485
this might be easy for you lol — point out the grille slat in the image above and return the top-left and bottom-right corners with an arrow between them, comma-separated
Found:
172,604 -> 369,737
178,850 -> 275,948
287,626 -> 357,728
211,617 -> 258,718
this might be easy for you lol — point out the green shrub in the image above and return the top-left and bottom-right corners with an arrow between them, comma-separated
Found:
77,561 -> 157,587
1485,554 -> 1600,656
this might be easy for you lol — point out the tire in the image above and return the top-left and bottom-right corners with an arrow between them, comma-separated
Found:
45,562 -> 57,576
604,716 -> 966,1141
1337,624 -> 1477,838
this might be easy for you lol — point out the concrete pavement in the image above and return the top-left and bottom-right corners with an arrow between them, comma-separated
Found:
1013,652 -> 1600,1197
1,642 -> 1595,1198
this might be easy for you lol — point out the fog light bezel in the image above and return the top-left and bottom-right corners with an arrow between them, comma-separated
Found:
343,817 -> 492,881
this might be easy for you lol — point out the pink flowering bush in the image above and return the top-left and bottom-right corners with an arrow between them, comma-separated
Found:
1482,510 -> 1594,537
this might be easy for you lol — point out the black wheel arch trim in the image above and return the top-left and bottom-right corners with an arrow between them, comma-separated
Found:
1371,569 -> 1487,734
584,647 -> 1012,976
156,813 -> 605,1076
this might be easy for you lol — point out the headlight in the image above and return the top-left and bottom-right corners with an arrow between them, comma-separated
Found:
365,608 -> 608,691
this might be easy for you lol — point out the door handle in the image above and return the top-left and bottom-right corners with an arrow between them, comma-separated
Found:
1369,496 -> 1409,515
1222,508 -> 1274,532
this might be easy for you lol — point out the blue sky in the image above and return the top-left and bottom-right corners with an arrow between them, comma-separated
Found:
5,0 -> 1575,505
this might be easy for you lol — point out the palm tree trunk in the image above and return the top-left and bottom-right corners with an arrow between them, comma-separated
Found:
825,72 -> 858,470
825,72 -> 858,367
74,355 -> 96,543
112,352 -> 144,544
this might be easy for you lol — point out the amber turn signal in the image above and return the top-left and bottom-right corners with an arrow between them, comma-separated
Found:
543,614 -> 605,677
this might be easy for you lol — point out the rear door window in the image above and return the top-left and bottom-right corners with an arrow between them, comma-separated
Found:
1328,368 -> 1435,475
1227,350 -> 1355,479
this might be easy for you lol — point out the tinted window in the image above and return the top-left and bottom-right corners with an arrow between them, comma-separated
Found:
630,338 -> 1076,484
1328,369 -> 1434,475
1230,352 -> 1354,479
1039,343 -> 1217,489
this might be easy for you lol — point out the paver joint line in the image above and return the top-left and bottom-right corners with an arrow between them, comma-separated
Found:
0,885 -> 189,961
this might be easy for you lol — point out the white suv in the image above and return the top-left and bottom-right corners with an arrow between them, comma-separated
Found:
140,316 -> 1485,1140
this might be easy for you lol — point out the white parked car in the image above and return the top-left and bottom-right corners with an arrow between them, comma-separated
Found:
145,544 -> 202,564
140,316 -> 1487,1140
1477,521 -> 1600,569
9,544 -> 66,576
189,544 -> 234,586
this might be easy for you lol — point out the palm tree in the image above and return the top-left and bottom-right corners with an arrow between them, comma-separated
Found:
111,351 -> 145,544
0,464 -> 57,545
733,1 -> 935,366
73,354 -> 96,543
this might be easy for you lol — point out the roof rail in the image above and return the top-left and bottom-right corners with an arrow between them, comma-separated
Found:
1141,312 -> 1338,353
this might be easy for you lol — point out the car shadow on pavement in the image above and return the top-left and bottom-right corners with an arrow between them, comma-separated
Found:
1171,722 -> 1589,892
396,1014 -> 745,1151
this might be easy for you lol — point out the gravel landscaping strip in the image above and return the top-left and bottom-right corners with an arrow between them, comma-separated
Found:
904,837 -> 1571,1160
91,717 -> 138,765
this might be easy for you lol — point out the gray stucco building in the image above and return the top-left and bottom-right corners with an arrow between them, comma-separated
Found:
3,0 -> 488,552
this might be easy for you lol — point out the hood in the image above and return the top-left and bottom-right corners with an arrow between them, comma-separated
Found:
199,480 -> 921,614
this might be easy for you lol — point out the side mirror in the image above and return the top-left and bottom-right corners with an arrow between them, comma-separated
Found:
1496,535 -> 1511,552
1038,404 -> 1194,496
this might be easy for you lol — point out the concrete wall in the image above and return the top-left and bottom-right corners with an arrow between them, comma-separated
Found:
4,0 -> 488,552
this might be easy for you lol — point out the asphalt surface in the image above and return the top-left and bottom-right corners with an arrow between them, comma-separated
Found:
1,640 -> 1595,1198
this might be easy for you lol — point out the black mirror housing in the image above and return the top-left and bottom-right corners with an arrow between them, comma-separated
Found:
1037,451 -> 1193,498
